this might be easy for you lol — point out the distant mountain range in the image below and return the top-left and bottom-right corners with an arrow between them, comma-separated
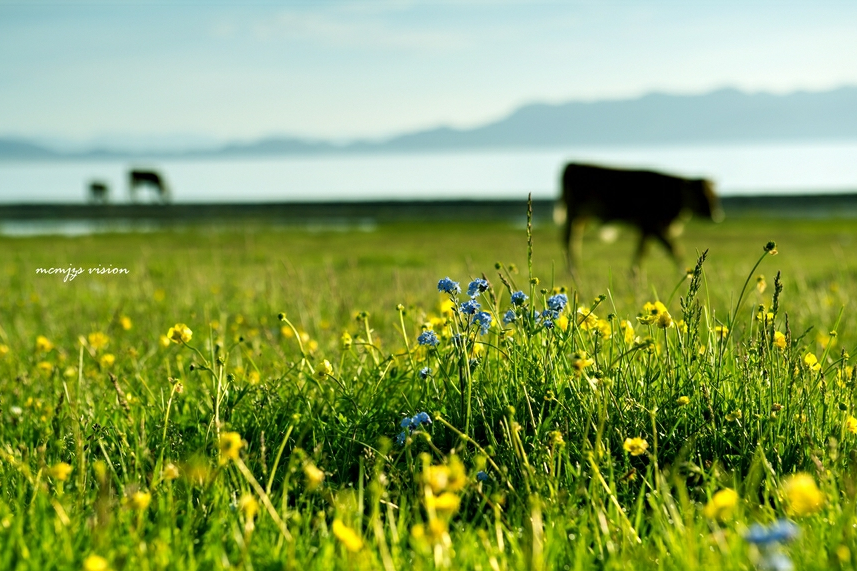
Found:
3,86 -> 857,160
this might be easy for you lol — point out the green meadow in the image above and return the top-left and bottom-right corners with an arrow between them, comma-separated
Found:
2,212 -> 857,570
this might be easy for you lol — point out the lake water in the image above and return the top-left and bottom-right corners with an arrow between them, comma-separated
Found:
1,141 -> 857,204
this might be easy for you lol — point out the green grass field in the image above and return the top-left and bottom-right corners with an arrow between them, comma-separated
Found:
2,213 -> 857,570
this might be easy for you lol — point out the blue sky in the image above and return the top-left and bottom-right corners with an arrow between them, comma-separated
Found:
2,1 -> 856,146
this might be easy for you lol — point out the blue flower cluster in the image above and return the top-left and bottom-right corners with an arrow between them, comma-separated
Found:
503,309 -> 516,324
745,519 -> 799,571
472,311 -> 492,335
396,411 -> 432,445
417,330 -> 439,347
438,277 -> 461,295
745,520 -> 799,545
511,290 -> 527,305
419,366 -> 432,380
547,293 -> 568,312
460,299 -> 481,315
467,278 -> 489,297
476,470 -> 489,482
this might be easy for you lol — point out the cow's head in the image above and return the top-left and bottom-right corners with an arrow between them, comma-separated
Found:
689,179 -> 724,223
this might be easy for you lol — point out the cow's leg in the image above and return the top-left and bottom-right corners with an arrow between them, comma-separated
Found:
653,228 -> 683,269
632,231 -> 650,272
568,218 -> 586,274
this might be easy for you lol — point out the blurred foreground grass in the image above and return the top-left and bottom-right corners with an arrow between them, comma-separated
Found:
1,216 -> 857,570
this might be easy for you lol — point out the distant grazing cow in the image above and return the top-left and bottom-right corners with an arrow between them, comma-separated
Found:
129,169 -> 171,203
558,163 -> 722,273
88,181 -> 109,204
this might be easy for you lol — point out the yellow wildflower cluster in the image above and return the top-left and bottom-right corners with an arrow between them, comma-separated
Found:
703,488 -> 738,521
571,351 -> 595,375
167,323 -> 193,344
576,308 -> 611,337
88,332 -> 109,351
218,432 -> 244,463
846,416 -> 857,435
128,490 -> 151,511
623,437 -> 648,456
412,455 -> 467,555
36,335 -> 53,352
332,519 -> 364,552
782,473 -> 824,517
315,359 -> 334,380
637,301 -> 672,329
304,462 -> 325,491
773,331 -> 787,349
48,462 -> 73,482
804,353 -> 821,372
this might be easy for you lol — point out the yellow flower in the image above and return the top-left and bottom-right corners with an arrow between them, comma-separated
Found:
0,344 -> 9,358
303,463 -> 325,491
424,457 -> 466,494
238,493 -> 259,520
248,370 -> 260,385
99,353 -> 115,368
637,301 -> 668,325
439,299 -> 456,318
158,335 -> 171,348
37,361 -> 53,373
162,463 -> 180,481
36,335 -> 54,352
129,491 -> 151,511
804,352 -> 821,372
656,310 -> 673,329
315,359 -> 334,380
623,437 -> 648,456
713,325 -> 729,340
119,316 -> 133,331
48,462 -> 73,482
595,318 -> 612,337
726,409 -> 743,422
556,314 -> 569,332
773,331 -> 787,349
429,492 -> 461,517
576,308 -> 598,330
782,473 -> 824,516
340,331 -> 352,350
88,332 -> 109,351
677,396 -> 690,406
83,554 -> 109,571
167,323 -> 192,344
571,351 -> 595,374
846,416 -> 857,435
620,320 -> 635,344
756,275 -> 767,293
332,519 -> 364,552
218,432 -> 244,463
703,488 -> 739,521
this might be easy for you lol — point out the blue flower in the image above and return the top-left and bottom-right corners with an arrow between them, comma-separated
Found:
419,367 -> 431,380
400,417 -> 414,428
511,291 -> 528,305
417,330 -> 439,347
437,277 -> 461,295
503,309 -> 516,324
467,278 -> 489,297
460,299 -> 481,315
745,520 -> 799,545
396,430 -> 408,446
547,293 -> 568,312
541,308 -> 559,321
476,470 -> 489,482
413,411 -> 432,425
472,311 -> 492,335
543,319 -> 554,330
